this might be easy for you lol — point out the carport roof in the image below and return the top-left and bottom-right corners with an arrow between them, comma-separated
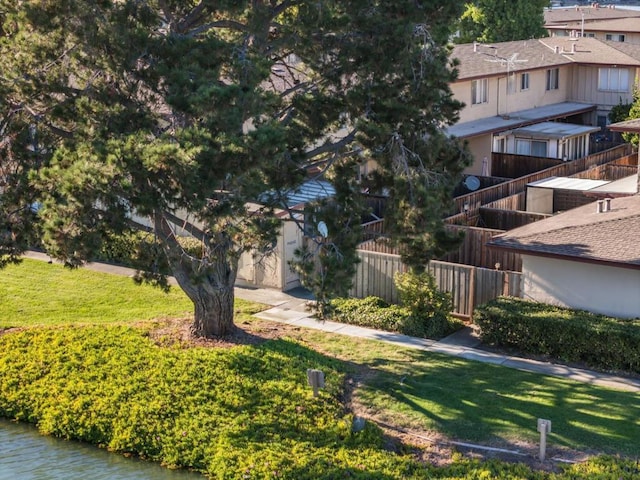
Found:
609,118 -> 640,134
446,102 -> 596,139
511,122 -> 600,139
527,176 -> 610,191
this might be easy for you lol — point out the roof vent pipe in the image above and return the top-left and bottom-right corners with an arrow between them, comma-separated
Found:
473,41 -> 477,52
596,199 -> 604,213
571,43 -> 576,53
604,198 -> 611,212
554,45 -> 559,53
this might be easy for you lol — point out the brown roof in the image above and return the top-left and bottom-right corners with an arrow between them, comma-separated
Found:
545,6 -> 640,25
488,194 -> 640,269
547,17 -> 640,33
609,118 -> 640,133
539,36 -> 640,65
452,37 -> 640,80
452,40 -> 571,80
602,39 -> 640,60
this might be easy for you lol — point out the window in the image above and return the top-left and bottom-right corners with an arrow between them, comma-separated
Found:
598,68 -> 630,92
546,68 -> 559,91
520,72 -> 530,91
531,141 -> 547,157
605,33 -> 625,42
516,139 -> 547,157
471,78 -> 488,104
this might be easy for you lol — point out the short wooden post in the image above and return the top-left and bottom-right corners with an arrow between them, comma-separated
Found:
307,369 -> 325,397
537,418 -> 552,461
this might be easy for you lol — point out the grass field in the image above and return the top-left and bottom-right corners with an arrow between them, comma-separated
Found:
1,258 -> 639,465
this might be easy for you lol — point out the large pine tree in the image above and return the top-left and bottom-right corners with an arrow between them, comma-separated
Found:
0,1 -> 469,337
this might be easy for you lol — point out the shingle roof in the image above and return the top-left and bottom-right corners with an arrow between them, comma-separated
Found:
452,37 -> 640,80
539,36 -> 640,65
547,17 -> 640,33
545,6 -> 640,25
602,39 -> 640,60
451,40 -> 571,80
488,194 -> 640,268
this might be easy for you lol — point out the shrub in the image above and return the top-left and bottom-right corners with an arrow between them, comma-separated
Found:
330,297 -> 410,332
96,231 -> 203,270
330,289 -> 462,340
395,270 -> 462,339
475,297 -> 640,373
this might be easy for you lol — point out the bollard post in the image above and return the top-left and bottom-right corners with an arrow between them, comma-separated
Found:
307,369 -> 325,397
537,418 -> 552,461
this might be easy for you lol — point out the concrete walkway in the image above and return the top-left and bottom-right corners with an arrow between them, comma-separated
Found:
22,251 -> 640,393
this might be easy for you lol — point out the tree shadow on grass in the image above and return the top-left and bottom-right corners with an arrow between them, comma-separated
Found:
353,347 -> 640,456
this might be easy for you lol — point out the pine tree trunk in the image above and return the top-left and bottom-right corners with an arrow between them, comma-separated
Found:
190,285 -> 236,337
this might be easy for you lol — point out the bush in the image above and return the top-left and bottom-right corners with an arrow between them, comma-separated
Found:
330,297 -> 410,332
96,231 -> 203,270
395,270 -> 462,339
475,297 -> 640,374
330,290 -> 462,340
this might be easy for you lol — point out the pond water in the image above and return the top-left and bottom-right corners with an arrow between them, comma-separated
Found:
0,419 -> 204,480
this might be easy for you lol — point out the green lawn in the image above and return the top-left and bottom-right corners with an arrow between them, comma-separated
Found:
0,258 -> 195,326
1,259 -> 639,461
320,335 -> 640,454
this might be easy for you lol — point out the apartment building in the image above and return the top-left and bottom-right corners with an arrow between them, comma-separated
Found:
448,37 -> 640,175
545,4 -> 640,43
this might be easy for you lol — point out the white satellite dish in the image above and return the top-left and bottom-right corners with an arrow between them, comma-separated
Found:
463,176 -> 481,191
317,221 -> 329,238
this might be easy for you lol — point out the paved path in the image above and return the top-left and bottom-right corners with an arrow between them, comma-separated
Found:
22,251 -> 640,393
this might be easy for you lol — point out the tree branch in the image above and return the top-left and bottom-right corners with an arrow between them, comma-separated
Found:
176,1 -> 207,33
304,128 -> 357,161
184,19 -> 248,37
162,209 -> 208,242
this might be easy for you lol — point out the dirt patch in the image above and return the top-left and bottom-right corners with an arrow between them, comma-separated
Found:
147,316 -> 303,348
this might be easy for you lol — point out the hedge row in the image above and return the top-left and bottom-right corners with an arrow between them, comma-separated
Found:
475,297 -> 640,374
329,296 -> 462,340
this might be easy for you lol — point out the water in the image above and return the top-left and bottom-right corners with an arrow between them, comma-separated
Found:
0,419 -> 204,480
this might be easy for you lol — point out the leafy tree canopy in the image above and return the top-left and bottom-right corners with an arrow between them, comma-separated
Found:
621,88 -> 640,147
456,0 -> 549,43
0,0 -> 470,336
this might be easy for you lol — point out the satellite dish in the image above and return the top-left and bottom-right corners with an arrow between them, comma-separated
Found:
463,176 -> 481,191
317,221 -> 329,238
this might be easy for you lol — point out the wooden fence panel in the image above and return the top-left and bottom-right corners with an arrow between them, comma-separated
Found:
442,225 -> 522,271
492,153 -> 563,178
479,207 -> 551,230
352,250 -> 522,320
350,250 -> 406,304
427,260 -> 474,319
451,144 -> 632,219
484,192 -> 526,211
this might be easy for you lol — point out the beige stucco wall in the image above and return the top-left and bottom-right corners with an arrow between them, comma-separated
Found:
568,65 -> 637,111
550,30 -> 640,45
462,135 -> 492,175
522,255 -> 640,318
452,65 -> 573,124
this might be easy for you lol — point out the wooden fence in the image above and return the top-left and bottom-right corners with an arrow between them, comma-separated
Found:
350,248 -> 522,320
491,153 -> 563,178
452,144 -> 633,218
441,225 -> 522,271
479,207 -> 552,231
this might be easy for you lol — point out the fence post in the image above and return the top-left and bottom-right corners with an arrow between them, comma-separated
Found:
468,266 -> 476,322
